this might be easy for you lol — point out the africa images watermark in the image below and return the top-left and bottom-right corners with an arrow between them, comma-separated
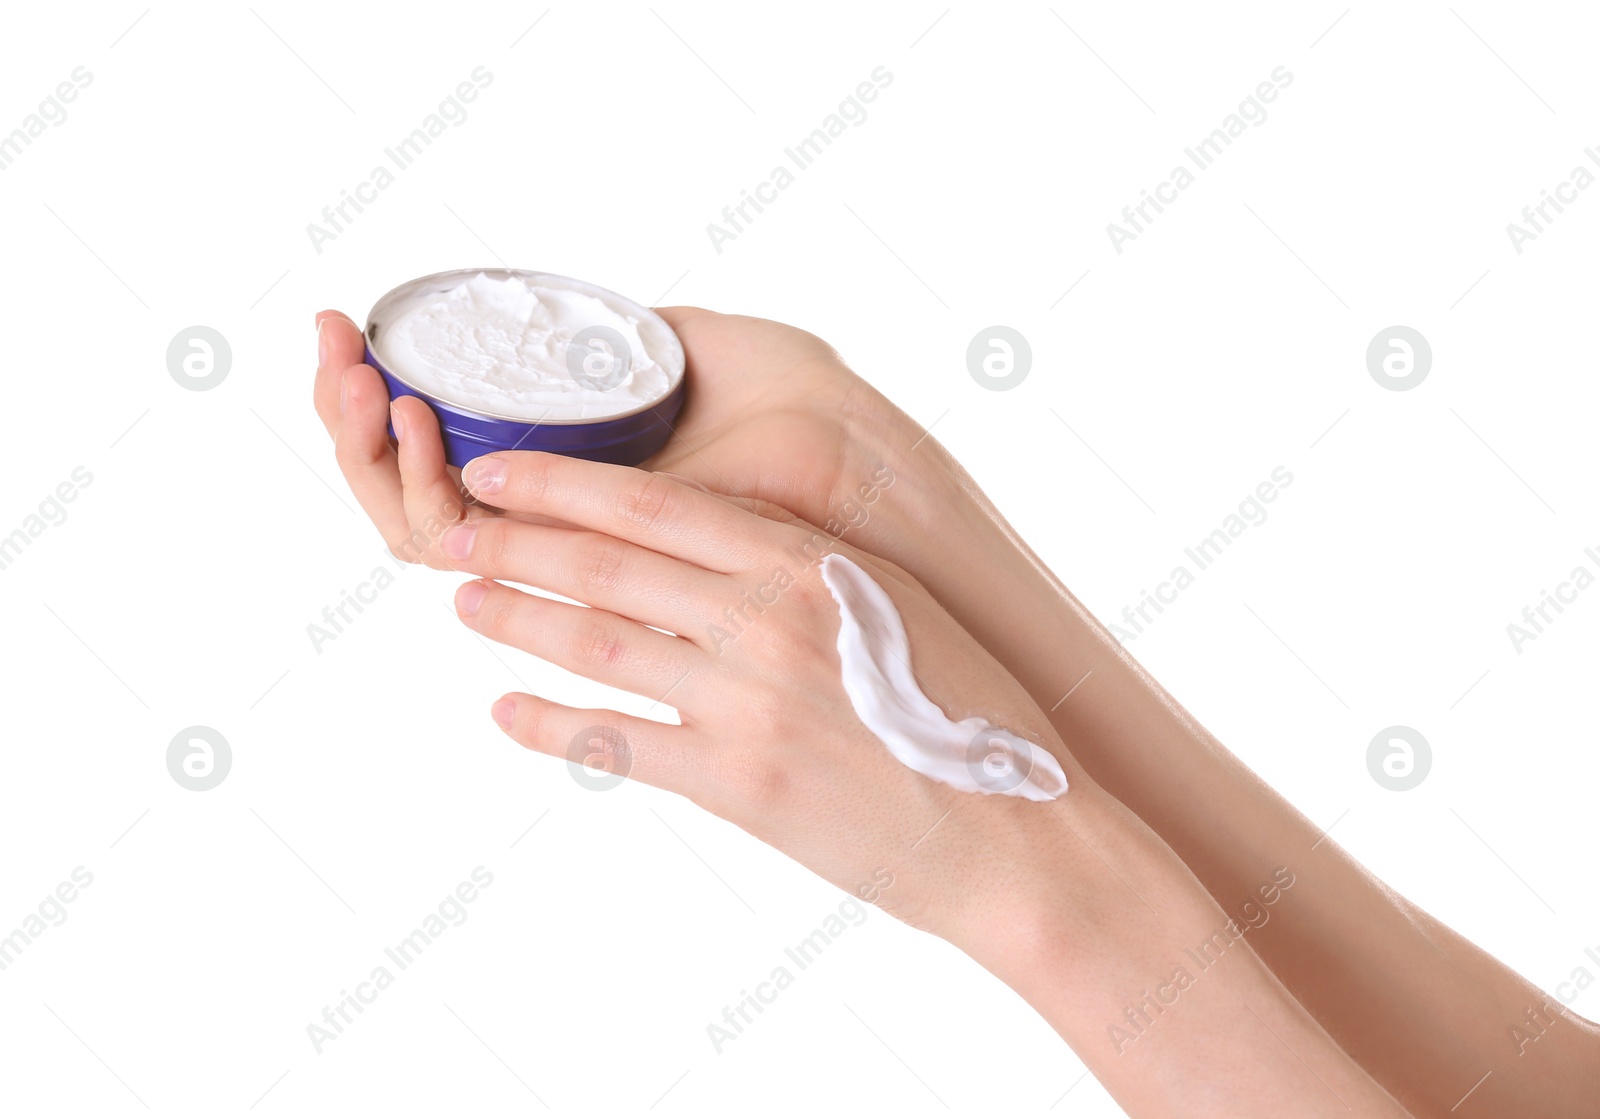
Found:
0,465 -> 94,574
1505,146 -> 1600,254
0,66 -> 92,173
306,867 -> 494,1054
1107,66 -> 1293,254
0,867 -> 95,974
306,66 -> 493,254
1109,466 -> 1294,642
307,491 -> 471,652
705,868 -> 895,1054
1508,938 -> 1600,1057
306,548 -> 412,653
707,465 -> 896,654
1503,544 -> 1600,653
1107,866 -> 1296,1055
706,66 -> 893,254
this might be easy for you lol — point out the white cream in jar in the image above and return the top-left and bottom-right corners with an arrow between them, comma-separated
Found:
376,271 -> 680,422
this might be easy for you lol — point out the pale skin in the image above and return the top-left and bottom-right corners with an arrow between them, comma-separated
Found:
313,307 -> 1598,1117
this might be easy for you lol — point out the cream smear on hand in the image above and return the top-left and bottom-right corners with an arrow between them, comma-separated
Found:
379,271 -> 677,421
819,554 -> 1068,802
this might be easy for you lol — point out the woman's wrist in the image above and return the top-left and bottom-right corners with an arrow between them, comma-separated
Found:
853,404 -> 1157,774
844,400 -> 1041,586
876,435 -> 1100,696
931,779 -> 1123,970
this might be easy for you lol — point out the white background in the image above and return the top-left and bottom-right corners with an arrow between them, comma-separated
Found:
1,3 -> 1595,1116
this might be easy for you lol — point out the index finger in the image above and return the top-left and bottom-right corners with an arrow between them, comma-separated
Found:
461,452 -> 779,573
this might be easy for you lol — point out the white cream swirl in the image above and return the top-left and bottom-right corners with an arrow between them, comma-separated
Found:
820,554 -> 1067,802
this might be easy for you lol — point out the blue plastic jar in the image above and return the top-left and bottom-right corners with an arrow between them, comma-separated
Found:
363,268 -> 687,468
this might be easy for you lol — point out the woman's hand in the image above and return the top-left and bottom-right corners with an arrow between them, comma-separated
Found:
397,448 -> 1417,1119
433,447 -> 1077,945
311,305 -> 984,579
310,315 -> 1421,1116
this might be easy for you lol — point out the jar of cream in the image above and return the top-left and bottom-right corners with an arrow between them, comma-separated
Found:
363,268 -> 687,467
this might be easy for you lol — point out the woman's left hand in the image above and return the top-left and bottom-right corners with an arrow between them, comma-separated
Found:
435,448 -> 1078,944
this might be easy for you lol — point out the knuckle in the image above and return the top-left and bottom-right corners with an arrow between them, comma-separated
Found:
746,598 -> 828,667
573,615 -> 625,669
510,453 -> 554,507
576,538 -> 627,593
724,747 -> 789,809
778,524 -> 833,568
784,569 -> 831,611
482,522 -> 517,570
482,592 -> 520,637
615,473 -> 677,534
570,725 -> 632,779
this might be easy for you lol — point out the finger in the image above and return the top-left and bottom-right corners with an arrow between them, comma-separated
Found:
312,311 -> 367,436
438,517 -> 731,636
490,692 -> 704,801
654,471 -> 805,527
333,362 -> 414,556
392,395 -> 470,568
461,452 -> 779,573
456,579 -> 704,704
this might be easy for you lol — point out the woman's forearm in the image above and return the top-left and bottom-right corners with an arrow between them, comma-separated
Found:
892,447 -> 1600,1117
951,775 -> 1411,1118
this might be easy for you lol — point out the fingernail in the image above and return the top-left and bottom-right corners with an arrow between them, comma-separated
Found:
457,580 -> 488,617
654,470 -> 713,494
390,402 -> 406,442
318,319 -> 330,369
442,521 -> 477,560
491,697 -> 516,729
339,370 -> 349,416
466,457 -> 506,495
